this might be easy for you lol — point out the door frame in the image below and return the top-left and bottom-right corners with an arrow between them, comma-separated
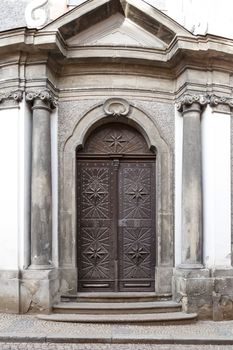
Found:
59,100 -> 174,296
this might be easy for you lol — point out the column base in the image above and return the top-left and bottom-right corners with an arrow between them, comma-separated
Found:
177,263 -> 204,269
20,268 -> 60,314
173,267 -> 233,320
28,263 -> 54,270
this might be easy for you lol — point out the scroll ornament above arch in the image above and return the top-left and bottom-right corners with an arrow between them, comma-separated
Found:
103,98 -> 130,117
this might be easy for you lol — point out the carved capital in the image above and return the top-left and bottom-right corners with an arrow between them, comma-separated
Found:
0,90 -> 23,104
26,90 -> 57,109
209,95 -> 233,108
177,94 -> 208,113
103,98 -> 130,117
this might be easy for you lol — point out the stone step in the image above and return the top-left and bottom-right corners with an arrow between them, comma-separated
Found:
53,300 -> 181,314
38,311 -> 197,325
61,292 -> 172,303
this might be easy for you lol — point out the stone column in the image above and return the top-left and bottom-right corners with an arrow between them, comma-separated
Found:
177,95 -> 208,269
26,90 -> 56,269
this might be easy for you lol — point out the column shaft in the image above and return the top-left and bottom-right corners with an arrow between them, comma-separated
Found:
181,103 -> 203,267
30,98 -> 53,268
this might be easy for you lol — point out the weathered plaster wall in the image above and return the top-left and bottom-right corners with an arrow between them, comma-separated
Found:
202,106 -> 231,268
174,107 -> 182,266
176,103 -> 232,268
0,106 -> 20,270
18,98 -> 32,271
0,104 -> 21,313
51,107 -> 59,268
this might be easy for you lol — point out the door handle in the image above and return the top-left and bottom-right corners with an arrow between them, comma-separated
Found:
118,219 -> 127,227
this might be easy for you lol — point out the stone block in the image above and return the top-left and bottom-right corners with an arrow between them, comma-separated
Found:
212,277 -> 233,320
173,268 -> 213,319
59,267 -> 78,295
211,267 -> 233,277
20,268 -> 60,314
0,270 -> 20,313
155,266 -> 173,294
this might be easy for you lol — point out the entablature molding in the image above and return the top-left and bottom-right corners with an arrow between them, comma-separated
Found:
0,27 -> 233,73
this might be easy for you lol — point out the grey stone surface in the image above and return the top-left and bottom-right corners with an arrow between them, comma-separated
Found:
0,0 -> 28,31
0,0 -> 53,32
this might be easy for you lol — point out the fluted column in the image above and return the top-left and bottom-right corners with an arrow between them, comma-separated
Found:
177,95 -> 208,268
26,90 -> 56,269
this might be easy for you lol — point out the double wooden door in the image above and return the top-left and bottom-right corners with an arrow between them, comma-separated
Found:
77,157 -> 156,292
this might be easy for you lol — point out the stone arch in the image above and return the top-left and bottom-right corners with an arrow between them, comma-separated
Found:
59,99 -> 173,294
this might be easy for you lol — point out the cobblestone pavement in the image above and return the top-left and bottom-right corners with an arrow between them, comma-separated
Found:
0,344 -> 233,350
1,314 -> 233,348
0,313 -> 233,340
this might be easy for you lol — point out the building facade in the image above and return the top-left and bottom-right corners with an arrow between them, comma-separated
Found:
0,0 -> 233,321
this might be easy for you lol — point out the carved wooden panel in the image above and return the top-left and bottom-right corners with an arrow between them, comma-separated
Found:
118,161 -> 155,291
77,160 -> 115,292
80,123 -> 152,155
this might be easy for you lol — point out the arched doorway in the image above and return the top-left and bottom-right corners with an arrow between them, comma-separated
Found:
76,122 -> 156,292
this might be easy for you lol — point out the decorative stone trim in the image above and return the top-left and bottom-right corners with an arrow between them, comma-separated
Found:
177,94 -> 233,112
103,98 -> 130,117
0,90 -> 23,104
26,90 -> 57,109
209,95 -> 233,108
177,94 -> 208,113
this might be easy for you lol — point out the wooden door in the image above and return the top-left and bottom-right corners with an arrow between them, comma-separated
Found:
77,123 -> 156,292
118,160 -> 155,291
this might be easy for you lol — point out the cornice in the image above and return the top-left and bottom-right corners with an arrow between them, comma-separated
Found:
1,28 -> 233,72
26,90 -> 57,109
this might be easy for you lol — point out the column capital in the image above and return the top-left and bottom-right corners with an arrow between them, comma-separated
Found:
0,89 -> 23,108
26,89 -> 57,110
208,94 -> 233,114
177,94 -> 208,114
209,94 -> 233,109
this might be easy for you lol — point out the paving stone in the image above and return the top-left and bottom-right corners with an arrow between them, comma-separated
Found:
1,344 -> 233,350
